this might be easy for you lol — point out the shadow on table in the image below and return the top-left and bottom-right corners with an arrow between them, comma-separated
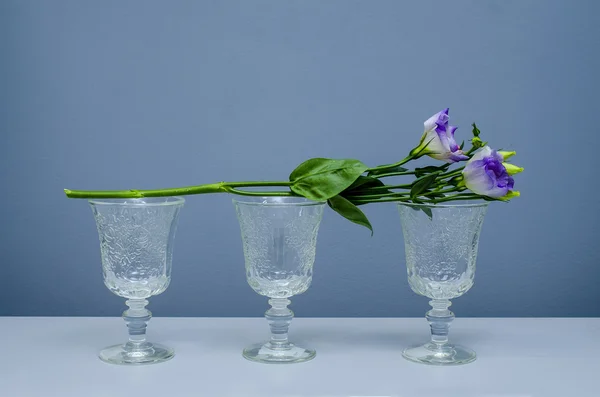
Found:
53,319 -> 256,354
293,327 -> 492,351
53,318 -> 493,356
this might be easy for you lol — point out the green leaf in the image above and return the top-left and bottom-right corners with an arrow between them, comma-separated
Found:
342,176 -> 393,201
346,175 -> 386,191
459,140 -> 465,150
289,158 -> 368,201
420,206 -> 433,220
410,173 -> 440,198
409,203 -> 434,220
472,122 -> 481,137
367,165 -> 408,177
327,195 -> 373,234
414,164 -> 450,178
425,191 -> 446,198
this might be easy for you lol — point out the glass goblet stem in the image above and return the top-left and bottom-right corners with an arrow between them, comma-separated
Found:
265,298 -> 293,350
426,299 -> 455,351
123,299 -> 152,353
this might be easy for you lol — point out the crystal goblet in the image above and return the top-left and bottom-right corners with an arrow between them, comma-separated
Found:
233,197 -> 325,364
89,197 -> 184,365
397,201 -> 488,365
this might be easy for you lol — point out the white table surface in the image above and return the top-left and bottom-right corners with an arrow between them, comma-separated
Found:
0,317 -> 597,397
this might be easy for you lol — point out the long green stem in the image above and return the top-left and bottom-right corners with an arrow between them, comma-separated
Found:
363,183 -> 413,193
437,167 -> 465,180
465,144 -> 482,156
425,187 -> 460,196
366,154 -> 414,173
225,181 -> 292,188
433,194 -> 481,203
64,181 -> 292,199
351,192 -> 481,205
366,137 -> 437,174
350,197 -> 412,205
224,187 -> 296,197
370,171 -> 416,178
345,191 -> 410,200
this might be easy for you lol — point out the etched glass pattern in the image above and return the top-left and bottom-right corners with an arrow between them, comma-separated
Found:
234,197 -> 325,364
398,202 -> 488,366
89,197 -> 184,365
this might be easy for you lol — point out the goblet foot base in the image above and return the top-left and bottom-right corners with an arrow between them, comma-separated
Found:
99,342 -> 174,365
242,343 -> 316,364
402,342 -> 476,366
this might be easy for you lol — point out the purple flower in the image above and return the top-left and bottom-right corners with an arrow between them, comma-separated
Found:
416,108 -> 469,163
462,146 -> 518,199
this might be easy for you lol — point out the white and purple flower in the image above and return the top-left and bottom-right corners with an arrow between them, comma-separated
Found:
462,146 -> 520,199
416,108 -> 469,163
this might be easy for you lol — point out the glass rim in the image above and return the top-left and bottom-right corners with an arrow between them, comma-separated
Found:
88,196 -> 185,207
232,196 -> 326,207
397,200 -> 489,209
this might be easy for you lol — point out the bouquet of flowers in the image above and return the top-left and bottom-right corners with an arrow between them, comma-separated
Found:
64,108 -> 522,232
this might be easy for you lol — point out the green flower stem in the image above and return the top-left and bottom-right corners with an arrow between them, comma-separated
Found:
437,167 -> 465,180
350,196 -> 412,205
432,193 -> 481,203
366,154 -> 414,174
465,146 -> 478,156
351,192 -> 481,205
346,186 -> 460,202
224,187 -> 296,197
345,191 -> 410,200
465,140 -> 486,156
363,183 -> 413,192
354,176 -> 462,201
369,171 -> 416,178
64,181 -> 292,199
224,181 -> 292,188
425,187 -> 460,195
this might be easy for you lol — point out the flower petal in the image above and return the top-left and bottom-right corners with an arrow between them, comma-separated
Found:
448,125 -> 457,137
435,126 -> 451,152
423,129 -> 447,156
446,126 -> 460,151
507,176 -> 515,190
469,146 -> 494,162
463,160 -> 494,192
448,152 -> 469,162
423,108 -> 449,133
462,147 -> 512,198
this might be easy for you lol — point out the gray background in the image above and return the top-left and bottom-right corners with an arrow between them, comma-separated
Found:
1,0 -> 598,317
